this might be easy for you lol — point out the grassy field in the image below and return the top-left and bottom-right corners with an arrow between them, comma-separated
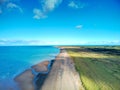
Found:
64,46 -> 120,90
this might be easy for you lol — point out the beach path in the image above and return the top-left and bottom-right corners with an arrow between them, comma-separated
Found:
41,49 -> 84,90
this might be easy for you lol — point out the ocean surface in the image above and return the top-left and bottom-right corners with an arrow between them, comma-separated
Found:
0,46 -> 59,90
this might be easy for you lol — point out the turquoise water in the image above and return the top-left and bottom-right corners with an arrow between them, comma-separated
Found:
0,46 -> 59,90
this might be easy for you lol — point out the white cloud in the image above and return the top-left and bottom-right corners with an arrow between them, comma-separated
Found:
84,40 -> 120,45
33,0 -> 62,19
0,39 -> 120,45
0,42 -> 5,45
7,2 -> 23,13
68,1 -> 85,9
42,0 -> 62,12
68,1 -> 79,9
76,25 -> 83,29
0,39 -> 61,45
33,8 -> 47,19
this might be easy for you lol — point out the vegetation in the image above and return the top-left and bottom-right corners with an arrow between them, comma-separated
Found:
65,46 -> 120,90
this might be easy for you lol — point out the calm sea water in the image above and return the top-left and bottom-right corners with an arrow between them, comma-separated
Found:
0,46 -> 59,90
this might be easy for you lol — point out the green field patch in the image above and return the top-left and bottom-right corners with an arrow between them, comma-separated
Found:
65,46 -> 120,90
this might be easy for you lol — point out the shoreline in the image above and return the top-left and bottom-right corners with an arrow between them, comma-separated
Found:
32,60 -> 55,90
40,48 -> 84,90
14,48 -> 61,90
14,48 -> 84,90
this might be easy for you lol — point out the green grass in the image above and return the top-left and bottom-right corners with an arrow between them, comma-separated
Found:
64,46 -> 120,90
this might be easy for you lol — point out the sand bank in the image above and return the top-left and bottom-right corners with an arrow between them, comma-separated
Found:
14,60 -> 54,90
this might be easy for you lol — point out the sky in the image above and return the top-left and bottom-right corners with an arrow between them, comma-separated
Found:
0,0 -> 120,45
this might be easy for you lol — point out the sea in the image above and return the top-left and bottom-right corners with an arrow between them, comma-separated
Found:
0,46 -> 60,90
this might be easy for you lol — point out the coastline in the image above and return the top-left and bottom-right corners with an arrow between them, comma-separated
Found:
14,48 -> 61,90
40,48 -> 84,90
14,48 -> 84,90
14,60 -> 53,90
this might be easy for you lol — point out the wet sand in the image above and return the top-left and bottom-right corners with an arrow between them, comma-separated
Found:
14,61 -> 50,90
15,48 -> 84,90
15,69 -> 34,90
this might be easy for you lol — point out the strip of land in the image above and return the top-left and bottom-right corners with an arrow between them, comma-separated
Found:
15,48 -> 84,90
41,49 -> 84,90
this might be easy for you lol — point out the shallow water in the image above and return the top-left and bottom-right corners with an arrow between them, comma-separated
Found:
0,46 -> 59,90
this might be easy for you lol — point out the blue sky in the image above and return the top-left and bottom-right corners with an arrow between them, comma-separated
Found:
0,0 -> 120,45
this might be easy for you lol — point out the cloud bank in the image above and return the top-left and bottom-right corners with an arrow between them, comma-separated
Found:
0,39 -> 120,45
0,39 -> 61,45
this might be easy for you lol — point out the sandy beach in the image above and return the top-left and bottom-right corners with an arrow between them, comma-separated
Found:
15,48 -> 84,90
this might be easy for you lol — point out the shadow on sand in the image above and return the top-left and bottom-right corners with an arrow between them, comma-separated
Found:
34,60 -> 55,90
